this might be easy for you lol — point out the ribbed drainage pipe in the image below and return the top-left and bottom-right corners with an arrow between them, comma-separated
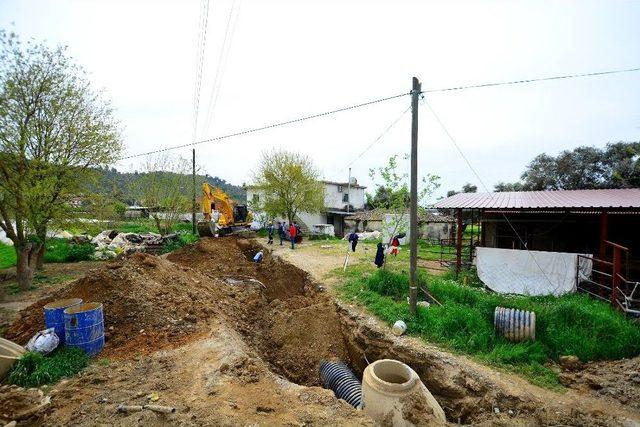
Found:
319,360 -> 362,408
494,306 -> 536,342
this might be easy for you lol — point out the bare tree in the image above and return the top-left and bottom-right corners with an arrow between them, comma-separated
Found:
0,30 -> 122,290
136,154 -> 192,235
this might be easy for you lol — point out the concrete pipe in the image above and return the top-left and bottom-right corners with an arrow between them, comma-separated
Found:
361,359 -> 446,425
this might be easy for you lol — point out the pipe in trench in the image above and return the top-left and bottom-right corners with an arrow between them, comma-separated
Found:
319,360 -> 362,408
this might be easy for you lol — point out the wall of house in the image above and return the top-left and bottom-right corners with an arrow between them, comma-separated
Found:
324,184 -> 365,210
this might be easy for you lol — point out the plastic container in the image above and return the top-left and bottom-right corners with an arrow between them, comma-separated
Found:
64,302 -> 105,356
494,307 -> 536,342
44,298 -> 83,344
391,320 -> 407,336
361,359 -> 446,424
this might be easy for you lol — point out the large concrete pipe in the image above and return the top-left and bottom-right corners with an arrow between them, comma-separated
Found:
362,359 -> 446,425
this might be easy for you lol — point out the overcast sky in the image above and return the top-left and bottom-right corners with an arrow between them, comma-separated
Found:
2,0 -> 639,201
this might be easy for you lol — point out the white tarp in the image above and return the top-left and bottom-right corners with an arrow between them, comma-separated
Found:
476,247 -> 593,296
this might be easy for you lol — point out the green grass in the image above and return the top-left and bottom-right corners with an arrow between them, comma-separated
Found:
338,268 -> 640,388
0,243 -> 16,269
162,231 -> 200,253
8,347 -> 89,387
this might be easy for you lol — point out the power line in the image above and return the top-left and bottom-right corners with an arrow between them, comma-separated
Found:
422,99 -> 557,290
328,104 -> 411,178
119,92 -> 410,160
191,0 -> 212,143
203,0 -> 240,135
421,66 -> 640,94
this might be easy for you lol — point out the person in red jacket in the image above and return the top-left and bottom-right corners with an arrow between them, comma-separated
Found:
289,222 -> 297,249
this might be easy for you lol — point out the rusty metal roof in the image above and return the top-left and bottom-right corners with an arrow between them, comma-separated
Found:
434,188 -> 640,210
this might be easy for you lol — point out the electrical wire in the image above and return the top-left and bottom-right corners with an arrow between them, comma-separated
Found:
119,92 -> 410,160
422,99 -> 558,290
191,0 -> 212,143
421,66 -> 640,94
202,0 -> 240,135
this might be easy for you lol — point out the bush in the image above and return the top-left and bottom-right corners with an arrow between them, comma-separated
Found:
44,239 -> 94,263
162,231 -> 199,253
8,347 -> 89,387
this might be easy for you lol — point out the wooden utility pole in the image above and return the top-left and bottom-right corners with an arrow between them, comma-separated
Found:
192,149 -> 197,234
409,77 -> 421,314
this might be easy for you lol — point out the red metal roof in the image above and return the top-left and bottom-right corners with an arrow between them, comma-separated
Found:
434,188 -> 640,210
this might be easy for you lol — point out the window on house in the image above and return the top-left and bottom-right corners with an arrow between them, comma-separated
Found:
337,185 -> 343,192
342,193 -> 349,203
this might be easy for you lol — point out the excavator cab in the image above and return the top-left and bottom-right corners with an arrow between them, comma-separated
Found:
198,182 -> 251,237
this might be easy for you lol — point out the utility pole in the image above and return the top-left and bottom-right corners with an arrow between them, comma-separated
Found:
346,167 -> 351,213
192,148 -> 197,234
409,77 -> 421,314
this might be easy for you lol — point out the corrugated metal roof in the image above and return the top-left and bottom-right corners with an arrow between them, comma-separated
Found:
433,188 -> 640,210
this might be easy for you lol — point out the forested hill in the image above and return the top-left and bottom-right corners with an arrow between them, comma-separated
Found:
90,167 -> 246,204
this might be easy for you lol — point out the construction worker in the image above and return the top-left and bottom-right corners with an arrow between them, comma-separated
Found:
289,222 -> 297,249
267,222 -> 274,245
348,231 -> 359,252
278,221 -> 285,246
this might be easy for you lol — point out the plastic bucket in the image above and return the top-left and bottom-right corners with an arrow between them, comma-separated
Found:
64,302 -> 104,356
44,298 -> 83,344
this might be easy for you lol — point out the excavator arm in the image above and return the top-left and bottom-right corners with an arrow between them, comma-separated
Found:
199,182 -> 250,236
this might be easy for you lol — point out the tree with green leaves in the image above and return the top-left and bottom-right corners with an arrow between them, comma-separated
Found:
0,29 -> 121,290
498,142 -> 640,191
251,149 -> 325,224
368,154 -> 440,250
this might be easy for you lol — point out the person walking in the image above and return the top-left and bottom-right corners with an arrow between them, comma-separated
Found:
278,221 -> 285,246
390,235 -> 400,256
289,222 -> 297,249
348,231 -> 359,252
374,242 -> 385,268
267,222 -> 274,245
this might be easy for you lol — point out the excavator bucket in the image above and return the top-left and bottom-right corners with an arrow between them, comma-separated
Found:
197,221 -> 217,237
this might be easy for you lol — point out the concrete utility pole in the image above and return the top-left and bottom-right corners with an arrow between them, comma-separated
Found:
347,167 -> 352,213
409,77 -> 421,314
192,148 -> 197,234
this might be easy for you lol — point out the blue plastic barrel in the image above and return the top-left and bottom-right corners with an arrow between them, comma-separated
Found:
43,298 -> 83,345
64,302 -> 105,356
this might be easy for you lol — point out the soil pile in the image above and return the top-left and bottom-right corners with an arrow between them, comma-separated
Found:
5,252 -> 222,358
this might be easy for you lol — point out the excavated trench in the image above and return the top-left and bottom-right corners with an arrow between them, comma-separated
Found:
167,237 -> 615,426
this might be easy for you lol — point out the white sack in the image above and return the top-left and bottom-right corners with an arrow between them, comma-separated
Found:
25,328 -> 60,355
476,247 -> 592,296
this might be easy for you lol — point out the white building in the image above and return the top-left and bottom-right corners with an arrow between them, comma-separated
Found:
246,179 -> 366,236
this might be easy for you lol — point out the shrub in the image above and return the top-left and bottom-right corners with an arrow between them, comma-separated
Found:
8,347 -> 89,387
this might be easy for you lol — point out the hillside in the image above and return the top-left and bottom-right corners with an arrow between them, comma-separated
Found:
90,167 -> 246,204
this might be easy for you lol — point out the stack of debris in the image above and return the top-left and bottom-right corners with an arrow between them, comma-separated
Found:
91,230 -> 179,259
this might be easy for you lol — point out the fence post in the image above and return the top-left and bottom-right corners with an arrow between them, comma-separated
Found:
611,246 -> 621,306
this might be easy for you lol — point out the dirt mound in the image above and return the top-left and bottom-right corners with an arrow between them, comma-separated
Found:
0,385 -> 50,424
560,356 -> 640,410
5,252 -> 221,358
168,237 -> 307,301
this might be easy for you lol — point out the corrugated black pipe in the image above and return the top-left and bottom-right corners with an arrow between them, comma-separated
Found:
319,360 -> 362,408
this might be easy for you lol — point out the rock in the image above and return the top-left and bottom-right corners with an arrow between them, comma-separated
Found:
559,355 -> 583,371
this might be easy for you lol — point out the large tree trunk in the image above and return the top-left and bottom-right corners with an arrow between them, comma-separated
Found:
16,242 -> 42,291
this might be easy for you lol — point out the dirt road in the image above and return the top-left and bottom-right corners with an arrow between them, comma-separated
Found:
2,237 -> 639,425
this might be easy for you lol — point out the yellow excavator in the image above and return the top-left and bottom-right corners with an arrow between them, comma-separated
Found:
198,182 -> 252,237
